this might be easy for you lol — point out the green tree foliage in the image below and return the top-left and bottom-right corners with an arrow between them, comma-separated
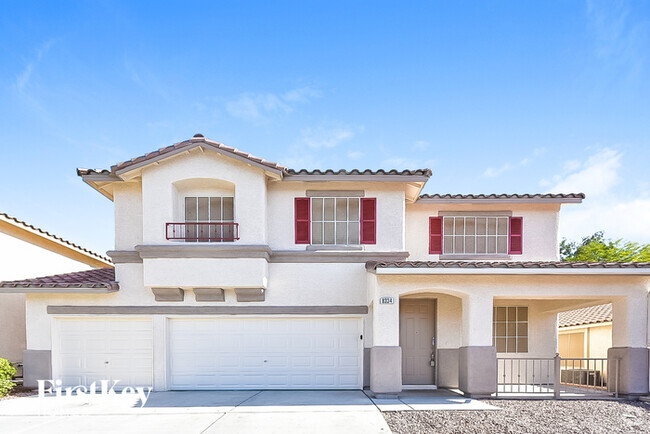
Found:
560,231 -> 650,262
0,358 -> 16,397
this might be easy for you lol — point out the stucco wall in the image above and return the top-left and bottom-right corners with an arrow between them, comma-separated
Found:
266,181 -> 406,251
405,203 -> 561,261
140,151 -> 268,246
114,182 -> 143,250
1,233 -> 93,362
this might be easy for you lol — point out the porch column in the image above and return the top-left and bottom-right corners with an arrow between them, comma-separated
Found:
370,295 -> 401,397
608,293 -> 649,396
459,293 -> 497,397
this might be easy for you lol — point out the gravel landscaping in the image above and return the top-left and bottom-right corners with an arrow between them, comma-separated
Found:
383,399 -> 650,434
0,386 -> 36,401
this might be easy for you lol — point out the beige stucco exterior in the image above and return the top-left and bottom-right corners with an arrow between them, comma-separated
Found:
15,140 -> 650,396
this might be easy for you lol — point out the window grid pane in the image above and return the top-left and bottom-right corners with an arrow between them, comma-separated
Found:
492,306 -> 528,353
184,196 -> 235,243
443,216 -> 508,255
311,197 -> 360,245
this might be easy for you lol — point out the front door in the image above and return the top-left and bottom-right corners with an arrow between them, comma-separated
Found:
400,299 -> 436,385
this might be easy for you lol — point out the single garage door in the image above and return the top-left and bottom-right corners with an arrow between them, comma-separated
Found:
169,317 -> 362,390
52,318 -> 153,388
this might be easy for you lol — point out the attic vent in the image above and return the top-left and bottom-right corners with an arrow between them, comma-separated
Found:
193,133 -> 204,138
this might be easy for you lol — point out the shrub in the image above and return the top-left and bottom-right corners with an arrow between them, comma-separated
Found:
0,358 -> 16,397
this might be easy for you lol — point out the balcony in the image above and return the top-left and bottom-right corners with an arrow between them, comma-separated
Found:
166,222 -> 240,242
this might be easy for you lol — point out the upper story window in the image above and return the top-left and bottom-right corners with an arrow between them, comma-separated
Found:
182,196 -> 236,242
311,198 -> 360,245
429,215 -> 523,256
295,196 -> 376,245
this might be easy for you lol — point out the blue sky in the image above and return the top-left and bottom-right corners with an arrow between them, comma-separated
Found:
1,0 -> 649,255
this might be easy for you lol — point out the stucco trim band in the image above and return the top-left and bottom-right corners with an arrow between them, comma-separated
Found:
271,251 -> 409,263
306,190 -> 365,197
135,245 -> 272,260
47,305 -> 369,315
107,250 -> 143,263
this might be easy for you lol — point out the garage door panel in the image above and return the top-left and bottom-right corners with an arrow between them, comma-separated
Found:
169,317 -> 362,390
53,318 -> 153,388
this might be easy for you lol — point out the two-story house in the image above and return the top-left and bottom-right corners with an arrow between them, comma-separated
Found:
4,134 -> 649,397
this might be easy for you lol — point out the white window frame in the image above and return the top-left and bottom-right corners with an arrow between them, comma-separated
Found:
310,197 -> 361,245
493,306 -> 528,353
442,215 -> 509,256
184,196 -> 235,243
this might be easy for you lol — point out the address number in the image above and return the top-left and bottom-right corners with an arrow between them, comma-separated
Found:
379,297 -> 395,304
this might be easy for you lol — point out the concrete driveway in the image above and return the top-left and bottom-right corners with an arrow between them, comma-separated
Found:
0,390 -> 391,433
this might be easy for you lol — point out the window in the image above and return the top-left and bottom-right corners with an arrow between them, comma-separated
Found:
184,196 -> 235,242
443,216 -> 509,255
311,197 -> 360,245
493,306 -> 528,353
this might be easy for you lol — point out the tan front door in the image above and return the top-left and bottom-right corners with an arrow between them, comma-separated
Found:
400,299 -> 436,385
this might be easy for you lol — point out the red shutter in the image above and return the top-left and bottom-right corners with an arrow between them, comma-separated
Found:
360,198 -> 376,244
429,217 -> 443,254
509,216 -> 523,254
295,197 -> 310,244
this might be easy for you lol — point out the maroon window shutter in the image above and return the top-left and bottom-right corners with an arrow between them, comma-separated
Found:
295,198 -> 310,244
360,198 -> 376,244
429,217 -> 443,254
509,216 -> 523,254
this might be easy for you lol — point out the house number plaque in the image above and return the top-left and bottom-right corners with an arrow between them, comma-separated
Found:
379,297 -> 394,304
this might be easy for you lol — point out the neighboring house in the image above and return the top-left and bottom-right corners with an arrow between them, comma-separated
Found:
0,212 -> 113,367
559,304 -> 612,360
2,134 -> 649,397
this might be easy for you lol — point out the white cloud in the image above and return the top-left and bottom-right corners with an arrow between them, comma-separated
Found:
484,158 -> 530,178
225,86 -> 321,124
347,151 -> 364,160
548,148 -> 650,243
549,148 -> 621,196
300,126 -> 355,149
412,140 -> 430,151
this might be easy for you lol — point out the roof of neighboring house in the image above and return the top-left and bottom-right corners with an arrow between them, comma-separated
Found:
0,267 -> 117,291
558,304 -> 613,328
417,193 -> 585,203
0,212 -> 112,268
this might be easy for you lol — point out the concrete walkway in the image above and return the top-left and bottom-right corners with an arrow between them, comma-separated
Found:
0,390 -> 391,433
367,389 -> 500,411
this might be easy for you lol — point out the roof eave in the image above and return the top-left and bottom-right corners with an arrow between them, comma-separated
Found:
0,285 -> 118,294
370,267 -> 650,275
113,141 -> 285,178
415,197 -> 584,204
283,174 -> 431,182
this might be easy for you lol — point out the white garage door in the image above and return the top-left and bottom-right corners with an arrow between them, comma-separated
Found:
169,317 -> 362,390
52,318 -> 153,388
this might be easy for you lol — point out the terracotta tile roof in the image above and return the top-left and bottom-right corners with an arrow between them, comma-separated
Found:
0,212 -> 112,264
0,267 -> 117,290
558,304 -> 612,328
366,260 -> 650,270
418,193 -> 585,201
286,169 -> 432,177
111,135 -> 286,174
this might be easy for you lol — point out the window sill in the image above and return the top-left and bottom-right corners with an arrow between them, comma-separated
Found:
438,254 -> 511,260
306,245 -> 363,251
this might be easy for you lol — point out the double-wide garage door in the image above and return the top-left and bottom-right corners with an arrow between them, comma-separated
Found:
53,317 -> 362,390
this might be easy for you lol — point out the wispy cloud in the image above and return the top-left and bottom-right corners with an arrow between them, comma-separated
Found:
225,86 -> 322,124
483,147 -> 546,178
544,148 -> 621,196
586,0 -> 649,76
15,39 -> 55,91
382,156 -> 436,169
347,150 -> 364,160
300,125 -> 355,149
545,147 -> 650,243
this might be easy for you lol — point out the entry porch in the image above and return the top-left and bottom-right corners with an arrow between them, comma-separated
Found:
364,262 -> 650,399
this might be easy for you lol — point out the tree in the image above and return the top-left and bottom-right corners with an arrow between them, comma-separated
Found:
560,231 -> 650,262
